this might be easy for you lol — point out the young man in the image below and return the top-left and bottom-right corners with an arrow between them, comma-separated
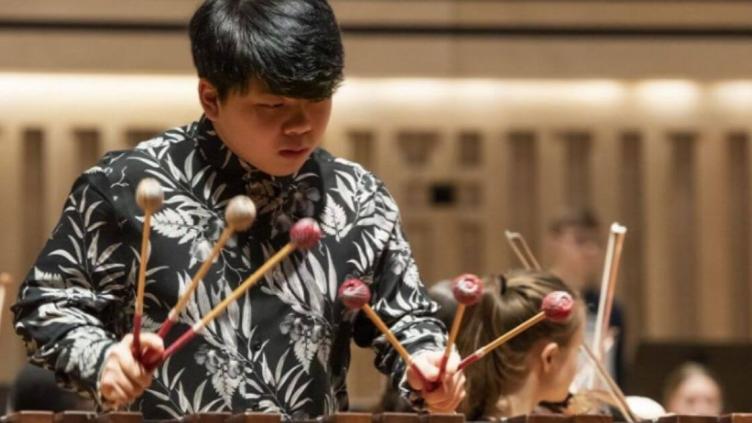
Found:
546,209 -> 625,386
12,0 -> 464,418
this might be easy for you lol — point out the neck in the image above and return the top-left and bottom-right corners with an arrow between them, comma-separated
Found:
494,375 -> 541,417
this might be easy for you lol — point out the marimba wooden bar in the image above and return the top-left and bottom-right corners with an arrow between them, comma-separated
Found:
4,412 -> 752,423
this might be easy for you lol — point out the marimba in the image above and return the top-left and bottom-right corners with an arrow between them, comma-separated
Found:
3,412 -> 752,423
0,412 -> 460,423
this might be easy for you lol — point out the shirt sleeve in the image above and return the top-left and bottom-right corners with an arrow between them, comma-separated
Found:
12,172 -> 135,400
351,182 -> 446,410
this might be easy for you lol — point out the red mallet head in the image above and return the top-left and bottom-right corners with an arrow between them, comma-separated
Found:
541,291 -> 574,323
290,218 -> 322,250
339,278 -> 371,310
451,273 -> 484,305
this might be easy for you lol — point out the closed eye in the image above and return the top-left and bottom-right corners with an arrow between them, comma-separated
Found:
259,103 -> 284,109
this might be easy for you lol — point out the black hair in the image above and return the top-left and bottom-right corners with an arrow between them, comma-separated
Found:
189,0 -> 344,101
548,208 -> 600,235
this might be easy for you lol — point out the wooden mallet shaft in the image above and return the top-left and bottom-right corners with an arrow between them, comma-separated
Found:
339,278 -> 433,389
458,290 -> 573,371
132,178 -> 163,359
162,242 -> 296,360
436,273 -> 483,383
592,223 -> 627,361
360,303 -> 434,388
157,227 -> 233,338
438,304 -> 465,376
157,195 -> 255,338
160,217 -> 320,361
362,304 -> 413,365
458,311 -> 546,371
580,343 -> 637,423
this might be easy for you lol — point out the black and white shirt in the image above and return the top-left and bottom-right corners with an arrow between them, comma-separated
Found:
12,117 -> 445,419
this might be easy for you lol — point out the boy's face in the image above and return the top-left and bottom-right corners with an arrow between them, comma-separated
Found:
200,79 -> 332,176
548,226 -> 602,289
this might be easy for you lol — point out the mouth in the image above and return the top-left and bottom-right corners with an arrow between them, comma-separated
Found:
279,147 -> 311,159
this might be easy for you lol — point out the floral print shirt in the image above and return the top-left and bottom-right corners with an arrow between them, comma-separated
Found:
12,117 -> 445,420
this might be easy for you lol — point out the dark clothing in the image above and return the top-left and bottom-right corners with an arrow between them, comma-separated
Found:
13,117 -> 444,419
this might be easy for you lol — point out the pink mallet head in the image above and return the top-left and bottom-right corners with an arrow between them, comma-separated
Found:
290,218 -> 322,250
451,273 -> 484,306
339,278 -> 371,310
541,291 -> 574,323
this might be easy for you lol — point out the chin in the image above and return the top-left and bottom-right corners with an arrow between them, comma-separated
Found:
543,389 -> 571,403
251,154 -> 311,177
266,162 -> 307,177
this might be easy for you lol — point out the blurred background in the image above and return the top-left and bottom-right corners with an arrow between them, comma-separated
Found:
1,0 -> 752,414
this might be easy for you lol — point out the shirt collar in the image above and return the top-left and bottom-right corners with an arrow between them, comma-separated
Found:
190,116 -> 323,235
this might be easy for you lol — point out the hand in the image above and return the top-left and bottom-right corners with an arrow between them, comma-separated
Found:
99,333 -> 164,409
406,349 -> 466,413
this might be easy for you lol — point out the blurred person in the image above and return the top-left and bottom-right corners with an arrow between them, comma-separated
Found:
663,362 -> 723,415
546,209 -> 626,386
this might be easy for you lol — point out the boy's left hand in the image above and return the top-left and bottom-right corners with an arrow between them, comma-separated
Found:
407,350 -> 466,413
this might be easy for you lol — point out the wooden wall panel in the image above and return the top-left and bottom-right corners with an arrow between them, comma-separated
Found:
726,131 -> 751,338
697,130 -> 734,339
537,130 -> 567,266
668,131 -> 699,338
74,128 -> 102,173
0,126 -> 26,383
562,130 -> 593,211
507,130 -> 540,267
618,130 -> 646,359
643,128 -> 674,338
21,127 -> 47,271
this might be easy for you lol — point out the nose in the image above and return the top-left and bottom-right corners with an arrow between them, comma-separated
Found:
283,103 -> 312,136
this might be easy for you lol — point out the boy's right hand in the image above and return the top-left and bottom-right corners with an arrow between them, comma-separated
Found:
100,333 -> 164,409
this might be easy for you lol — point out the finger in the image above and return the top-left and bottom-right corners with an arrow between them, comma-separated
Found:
407,361 -> 437,391
140,348 -> 163,371
103,379 -> 130,407
121,333 -> 134,346
426,375 -> 464,412
131,332 -> 164,373
426,386 -> 457,412
406,365 -> 424,391
119,353 -> 146,385
449,377 -> 465,409
437,367 -> 463,396
139,333 -> 165,353
445,350 -> 461,372
427,398 -> 455,413
451,371 -> 466,393
421,382 -> 449,405
447,390 -> 467,411
111,366 -> 140,399
116,347 -> 151,389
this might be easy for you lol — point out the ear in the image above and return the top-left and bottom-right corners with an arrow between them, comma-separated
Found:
198,79 -> 221,120
540,342 -> 560,374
